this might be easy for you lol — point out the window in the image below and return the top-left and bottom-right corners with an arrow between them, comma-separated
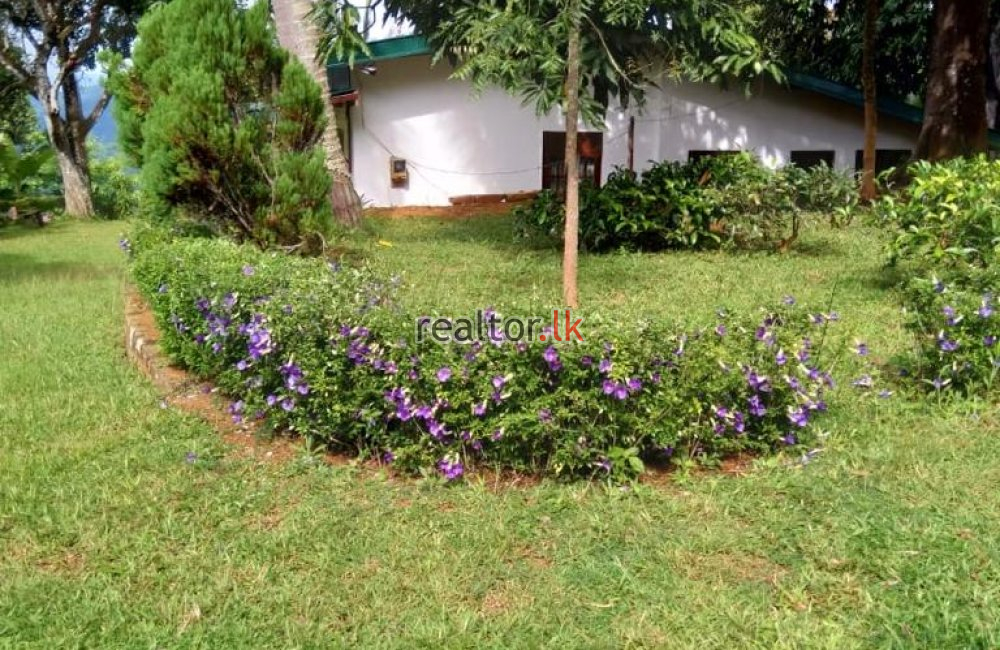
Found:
541,132 -> 603,194
855,149 -> 911,174
790,150 -> 835,169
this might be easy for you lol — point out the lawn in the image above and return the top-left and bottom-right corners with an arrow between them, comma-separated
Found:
1,217 -> 999,648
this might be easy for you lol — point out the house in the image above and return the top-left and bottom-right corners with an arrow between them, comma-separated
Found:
326,34 -> 992,208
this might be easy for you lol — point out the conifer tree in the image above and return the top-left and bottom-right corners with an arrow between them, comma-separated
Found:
110,0 -> 333,252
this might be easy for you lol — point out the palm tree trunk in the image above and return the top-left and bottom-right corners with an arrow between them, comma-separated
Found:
860,0 -> 878,202
272,0 -> 363,227
562,0 -> 582,309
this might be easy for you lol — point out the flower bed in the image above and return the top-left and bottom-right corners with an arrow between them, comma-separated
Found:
131,235 -> 853,481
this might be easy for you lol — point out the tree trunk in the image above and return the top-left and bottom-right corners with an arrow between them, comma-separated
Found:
56,149 -> 95,217
37,71 -> 94,217
272,0 -> 363,228
562,0 -> 582,309
860,0 -> 878,202
914,0 -> 990,161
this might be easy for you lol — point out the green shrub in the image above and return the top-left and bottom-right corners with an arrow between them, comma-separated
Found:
131,236 -> 862,481
91,155 -> 138,221
514,153 -> 857,252
876,157 -> 1000,395
109,0 -> 333,253
879,157 -> 1000,271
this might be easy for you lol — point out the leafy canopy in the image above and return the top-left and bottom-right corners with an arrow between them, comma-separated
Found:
315,0 -> 781,125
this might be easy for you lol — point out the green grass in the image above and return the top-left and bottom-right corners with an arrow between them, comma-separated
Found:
1,217 -> 999,648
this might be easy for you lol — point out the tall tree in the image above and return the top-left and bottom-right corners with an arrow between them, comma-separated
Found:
0,1 -> 147,217
914,0 -> 990,160
272,0 -> 362,227
562,0 -> 581,308
315,0 -> 777,307
860,0 -> 878,201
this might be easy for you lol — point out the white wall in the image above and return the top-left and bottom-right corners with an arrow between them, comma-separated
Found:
349,56 -> 919,207
646,80 -> 918,171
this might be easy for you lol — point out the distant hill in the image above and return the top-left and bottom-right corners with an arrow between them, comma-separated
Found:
31,76 -> 119,157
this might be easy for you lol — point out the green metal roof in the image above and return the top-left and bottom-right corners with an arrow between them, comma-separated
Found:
327,34 -> 431,66
329,36 -> 999,147
785,72 -> 1000,148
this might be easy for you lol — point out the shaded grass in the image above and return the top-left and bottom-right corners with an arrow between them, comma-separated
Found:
0,218 -> 998,647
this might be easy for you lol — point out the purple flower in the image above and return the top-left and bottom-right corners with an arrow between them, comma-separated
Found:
581,356 -> 594,367
436,366 -> 452,383
602,379 -> 616,395
492,374 -> 507,389
782,433 -> 797,446
185,451 -> 198,464
854,341 -> 869,357
984,335 -> 997,347
280,397 -> 295,412
787,407 -> 809,428
715,324 -> 727,337
938,334 -> 959,352
427,419 -> 449,441
491,428 -> 504,441
596,458 -> 612,472
748,394 -> 767,417
613,383 -> 628,401
242,264 -> 255,276
852,374 -> 874,389
775,349 -> 787,366
382,450 -> 395,464
236,359 -> 248,372
747,371 -> 772,393
933,278 -> 945,294
733,411 -> 745,434
543,346 -> 562,372
472,401 -> 487,417
538,408 -> 553,424
782,295 -> 796,306
118,238 -> 131,253
437,456 -> 464,481
599,357 -> 612,374
627,377 -> 642,393
266,394 -> 278,407
978,300 -> 994,319
395,403 -> 413,421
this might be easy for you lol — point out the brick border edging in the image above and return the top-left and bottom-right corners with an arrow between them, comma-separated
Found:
124,286 -> 164,386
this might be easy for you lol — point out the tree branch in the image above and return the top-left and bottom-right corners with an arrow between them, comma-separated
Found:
68,0 -> 109,65
83,85 -> 111,134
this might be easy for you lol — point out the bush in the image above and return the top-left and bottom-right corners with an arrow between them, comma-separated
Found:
514,153 -> 857,252
109,0 -> 333,253
131,235 -> 856,482
876,157 -> 1000,395
91,155 -> 138,220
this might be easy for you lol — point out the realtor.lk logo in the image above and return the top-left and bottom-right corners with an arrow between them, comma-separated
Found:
416,309 -> 584,344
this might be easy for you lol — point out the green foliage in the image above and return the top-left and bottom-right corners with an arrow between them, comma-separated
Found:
91,155 -> 138,221
876,156 -> 1000,394
880,157 -> 1000,270
0,70 -> 39,145
758,0 -> 935,100
514,153 -> 858,252
131,234 -> 846,481
0,141 -> 62,219
110,0 -> 333,253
